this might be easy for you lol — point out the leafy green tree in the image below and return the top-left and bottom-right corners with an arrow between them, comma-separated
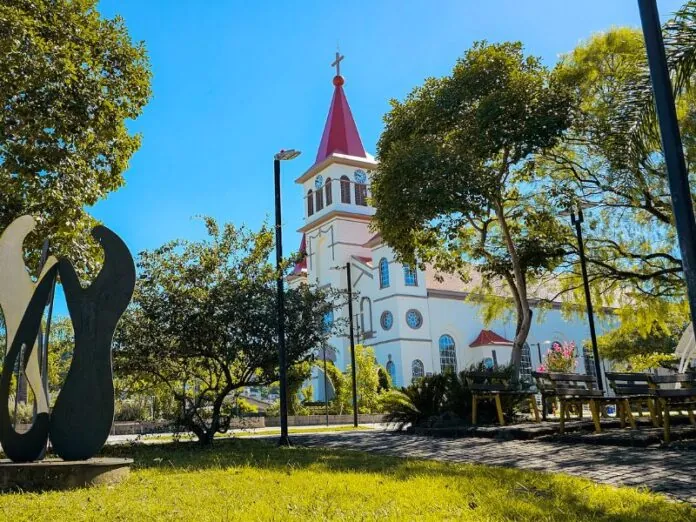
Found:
0,0 -> 151,273
345,345 -> 384,413
45,316 -> 74,398
546,28 -> 694,357
548,28 -> 689,301
372,42 -> 575,376
113,218 -> 337,444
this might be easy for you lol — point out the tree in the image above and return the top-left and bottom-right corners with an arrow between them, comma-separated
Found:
346,345 -> 386,413
372,42 -> 575,377
548,28 -> 690,301
546,28 -> 693,352
613,1 -> 696,156
113,218 -> 337,444
0,0 -> 151,273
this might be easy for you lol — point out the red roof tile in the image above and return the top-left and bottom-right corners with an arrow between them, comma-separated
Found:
469,329 -> 513,348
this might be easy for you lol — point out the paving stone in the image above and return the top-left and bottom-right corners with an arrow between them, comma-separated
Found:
294,431 -> 696,505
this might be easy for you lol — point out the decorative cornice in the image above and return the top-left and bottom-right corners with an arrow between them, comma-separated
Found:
298,210 -> 372,234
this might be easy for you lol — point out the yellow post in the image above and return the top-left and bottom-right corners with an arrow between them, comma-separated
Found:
529,396 -> 540,423
494,395 -> 505,426
589,400 -> 602,433
624,399 -> 636,429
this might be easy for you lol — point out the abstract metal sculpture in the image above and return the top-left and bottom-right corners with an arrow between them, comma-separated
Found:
0,217 -> 135,463
0,217 -> 56,419
50,227 -> 135,461
0,265 -> 58,462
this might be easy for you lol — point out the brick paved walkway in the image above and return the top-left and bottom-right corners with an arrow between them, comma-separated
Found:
294,431 -> 696,504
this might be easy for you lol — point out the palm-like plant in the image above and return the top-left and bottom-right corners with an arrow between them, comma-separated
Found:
613,1 -> 696,158
382,375 -> 447,429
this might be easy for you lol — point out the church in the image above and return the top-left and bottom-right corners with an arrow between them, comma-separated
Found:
288,57 -> 607,394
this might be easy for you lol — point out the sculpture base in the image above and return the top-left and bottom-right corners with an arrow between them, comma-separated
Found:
0,458 -> 132,491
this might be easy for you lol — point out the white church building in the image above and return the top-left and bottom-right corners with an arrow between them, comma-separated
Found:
288,63 -> 608,395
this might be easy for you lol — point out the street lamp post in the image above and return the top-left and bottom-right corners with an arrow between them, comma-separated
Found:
346,262 -> 359,428
273,148 -> 301,447
570,204 -> 603,391
638,0 -> 696,335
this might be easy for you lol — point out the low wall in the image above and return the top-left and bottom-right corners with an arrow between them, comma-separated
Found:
15,414 -> 385,436
264,414 -> 388,427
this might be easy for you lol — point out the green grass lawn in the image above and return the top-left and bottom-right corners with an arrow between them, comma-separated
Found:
0,438 -> 692,521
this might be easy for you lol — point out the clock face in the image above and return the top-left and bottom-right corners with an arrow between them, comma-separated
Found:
354,169 -> 367,184
315,175 -> 324,189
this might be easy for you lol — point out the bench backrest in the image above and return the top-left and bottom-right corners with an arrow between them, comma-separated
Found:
532,371 -> 601,397
605,372 -> 652,396
646,372 -> 696,390
465,371 -> 511,392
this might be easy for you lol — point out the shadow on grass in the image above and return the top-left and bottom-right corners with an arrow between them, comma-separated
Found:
96,434 -> 694,521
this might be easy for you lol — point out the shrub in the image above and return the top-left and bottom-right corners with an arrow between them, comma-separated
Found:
382,364 -> 530,429
383,374 -> 447,429
115,399 -> 151,421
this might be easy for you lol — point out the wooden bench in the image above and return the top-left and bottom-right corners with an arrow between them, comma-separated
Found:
466,371 -> 539,426
605,372 -> 656,429
532,372 -> 604,433
647,373 -> 696,442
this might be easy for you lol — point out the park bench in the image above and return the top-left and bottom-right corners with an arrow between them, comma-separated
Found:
532,372 -> 604,433
466,371 -> 539,426
605,372 -> 655,429
646,372 -> 696,443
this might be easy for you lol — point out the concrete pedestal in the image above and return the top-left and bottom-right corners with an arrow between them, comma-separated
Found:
0,458 -> 132,491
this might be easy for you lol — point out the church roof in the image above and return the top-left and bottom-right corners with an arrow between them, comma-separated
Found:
315,74 -> 367,164
363,232 -> 383,249
469,330 -> 513,348
291,234 -> 307,276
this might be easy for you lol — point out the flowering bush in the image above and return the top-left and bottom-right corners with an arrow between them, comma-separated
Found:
538,341 -> 577,373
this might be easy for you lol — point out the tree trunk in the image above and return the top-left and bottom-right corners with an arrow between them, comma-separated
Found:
494,200 -> 532,383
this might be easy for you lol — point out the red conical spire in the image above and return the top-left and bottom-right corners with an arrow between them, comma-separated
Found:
315,54 -> 367,163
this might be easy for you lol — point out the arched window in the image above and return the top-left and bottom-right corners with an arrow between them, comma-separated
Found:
411,359 -> 425,382
360,297 -> 373,334
307,190 -> 314,216
340,176 -> 351,204
315,187 -> 324,212
439,335 -> 457,374
355,182 -> 367,206
379,258 -> 390,288
403,264 -> 418,286
386,360 -> 396,384
325,178 -> 332,206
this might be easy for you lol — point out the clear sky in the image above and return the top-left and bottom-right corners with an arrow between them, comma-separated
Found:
91,0 -> 683,258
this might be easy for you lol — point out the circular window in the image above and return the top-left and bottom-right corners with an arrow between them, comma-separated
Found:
405,309 -> 423,329
314,175 -> 324,189
380,311 -> 393,331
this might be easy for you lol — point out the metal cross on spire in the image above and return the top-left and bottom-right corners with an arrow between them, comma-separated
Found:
331,51 -> 344,77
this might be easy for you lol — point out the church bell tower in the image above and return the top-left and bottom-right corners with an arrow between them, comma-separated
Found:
291,53 -> 378,288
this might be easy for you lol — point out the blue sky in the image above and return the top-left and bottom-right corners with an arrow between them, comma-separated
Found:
91,0 -> 683,259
